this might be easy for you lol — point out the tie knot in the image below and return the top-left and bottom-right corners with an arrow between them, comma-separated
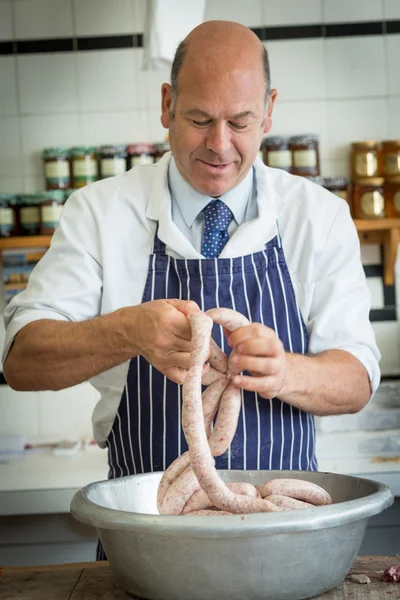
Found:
203,199 -> 233,232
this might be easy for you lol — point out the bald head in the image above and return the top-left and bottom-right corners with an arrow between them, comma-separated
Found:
170,21 -> 271,109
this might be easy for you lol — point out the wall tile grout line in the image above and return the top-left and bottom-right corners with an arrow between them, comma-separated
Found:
0,20 -> 399,55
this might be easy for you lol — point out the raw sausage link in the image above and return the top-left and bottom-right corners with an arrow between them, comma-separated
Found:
158,308 -> 333,516
183,482 -> 260,514
264,494 -> 314,510
259,479 -> 332,506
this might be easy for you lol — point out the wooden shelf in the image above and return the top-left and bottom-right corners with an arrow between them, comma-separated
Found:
355,218 -> 400,286
0,235 -> 52,250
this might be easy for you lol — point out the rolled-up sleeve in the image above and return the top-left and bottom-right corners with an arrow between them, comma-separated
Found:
2,190 -> 103,363
307,202 -> 381,395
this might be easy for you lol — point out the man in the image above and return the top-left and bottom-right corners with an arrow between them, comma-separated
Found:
3,22 -> 379,491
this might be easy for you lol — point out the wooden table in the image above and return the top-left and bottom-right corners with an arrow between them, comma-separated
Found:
0,557 -> 399,599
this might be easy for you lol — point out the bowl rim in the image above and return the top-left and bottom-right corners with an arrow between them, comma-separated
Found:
70,470 -> 394,537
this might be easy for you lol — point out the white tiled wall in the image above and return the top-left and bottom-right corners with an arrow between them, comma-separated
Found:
1,0 -> 400,443
1,0 -> 398,192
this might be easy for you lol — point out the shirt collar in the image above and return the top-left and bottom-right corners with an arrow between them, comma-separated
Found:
168,156 -> 254,228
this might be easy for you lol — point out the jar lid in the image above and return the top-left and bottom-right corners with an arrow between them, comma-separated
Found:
45,190 -> 65,203
289,134 -> 319,144
262,135 -> 290,147
382,140 -> 400,147
99,144 -> 127,155
354,177 -> 385,186
42,147 -> 70,159
19,193 -> 41,205
305,176 -> 324,186
351,140 -> 379,149
387,176 -> 400,184
70,146 -> 97,156
0,193 -> 18,204
323,176 -> 348,188
152,142 -> 170,153
127,143 -> 153,154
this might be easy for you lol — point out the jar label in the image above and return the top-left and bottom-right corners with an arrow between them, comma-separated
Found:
45,161 -> 70,184
384,153 -> 400,176
21,206 -> 40,226
0,207 -> 14,230
394,191 -> 400,213
267,150 -> 292,168
293,149 -> 317,169
132,156 -> 154,166
72,158 -> 98,179
355,152 -> 377,176
360,191 -> 384,217
101,158 -> 126,177
41,205 -> 64,228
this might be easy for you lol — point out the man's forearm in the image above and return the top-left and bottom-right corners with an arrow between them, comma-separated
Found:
3,309 -> 138,391
278,350 -> 372,416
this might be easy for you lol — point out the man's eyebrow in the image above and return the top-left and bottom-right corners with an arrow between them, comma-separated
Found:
183,109 -> 257,119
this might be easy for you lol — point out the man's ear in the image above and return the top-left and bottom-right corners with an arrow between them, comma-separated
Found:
161,83 -> 174,129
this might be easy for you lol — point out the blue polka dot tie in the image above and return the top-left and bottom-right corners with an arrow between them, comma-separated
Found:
201,199 -> 233,258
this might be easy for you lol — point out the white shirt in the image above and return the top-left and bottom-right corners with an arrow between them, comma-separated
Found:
169,157 -> 258,251
2,154 -> 381,447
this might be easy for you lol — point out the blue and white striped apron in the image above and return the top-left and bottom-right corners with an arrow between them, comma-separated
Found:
97,224 -> 317,559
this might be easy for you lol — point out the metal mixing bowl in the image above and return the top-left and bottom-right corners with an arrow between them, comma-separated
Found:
71,470 -> 393,600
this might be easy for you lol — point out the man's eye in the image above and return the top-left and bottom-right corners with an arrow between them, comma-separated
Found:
230,123 -> 248,130
193,120 -> 210,127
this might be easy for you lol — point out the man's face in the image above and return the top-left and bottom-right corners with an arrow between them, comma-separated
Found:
161,62 -> 277,197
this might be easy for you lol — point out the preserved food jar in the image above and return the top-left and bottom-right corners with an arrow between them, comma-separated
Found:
384,176 -> 400,218
289,134 -> 320,176
70,146 -> 98,188
65,188 -> 78,200
18,194 -> 41,235
323,177 -> 349,201
350,141 -> 380,179
40,190 -> 65,234
127,143 -> 154,169
382,140 -> 400,177
262,136 -> 292,171
152,142 -> 170,163
305,176 -> 324,186
352,177 -> 385,219
0,194 -> 19,237
43,147 -> 70,190
99,144 -> 127,178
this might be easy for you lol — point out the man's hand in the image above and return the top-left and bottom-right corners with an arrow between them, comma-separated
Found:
128,298 -> 202,384
227,323 -> 286,399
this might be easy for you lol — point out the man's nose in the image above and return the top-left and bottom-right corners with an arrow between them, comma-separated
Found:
205,123 -> 231,156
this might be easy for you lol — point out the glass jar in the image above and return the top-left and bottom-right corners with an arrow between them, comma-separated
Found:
384,176 -> 400,218
65,188 -> 78,201
350,141 -> 381,179
152,142 -> 170,163
42,147 -> 71,190
40,190 -> 65,234
323,177 -> 349,201
127,143 -> 154,169
289,135 -> 320,176
382,140 -> 400,177
18,194 -> 41,235
70,146 -> 98,188
99,144 -> 128,178
352,177 -> 385,219
0,194 -> 19,237
305,176 -> 324,186
262,136 -> 292,171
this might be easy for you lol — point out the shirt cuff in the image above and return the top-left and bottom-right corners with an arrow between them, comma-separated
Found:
2,309 -> 69,366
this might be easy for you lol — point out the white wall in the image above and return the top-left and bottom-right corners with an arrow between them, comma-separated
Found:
0,0 -> 400,442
